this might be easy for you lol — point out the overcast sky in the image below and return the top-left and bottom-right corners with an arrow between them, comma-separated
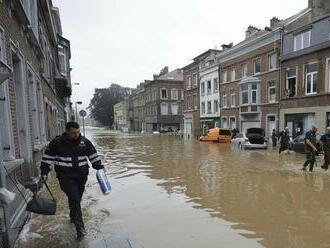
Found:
53,0 -> 308,110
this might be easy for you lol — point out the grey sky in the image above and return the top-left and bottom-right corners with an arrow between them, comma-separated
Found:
53,0 -> 308,110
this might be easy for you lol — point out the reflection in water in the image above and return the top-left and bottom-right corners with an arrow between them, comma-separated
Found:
17,129 -> 330,248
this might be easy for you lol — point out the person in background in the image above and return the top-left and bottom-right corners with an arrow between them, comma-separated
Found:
231,128 -> 238,139
271,129 -> 278,147
279,127 -> 290,154
321,127 -> 330,170
40,122 -> 104,240
302,126 -> 318,172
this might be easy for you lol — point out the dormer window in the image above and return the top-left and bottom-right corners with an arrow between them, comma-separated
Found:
294,30 -> 311,51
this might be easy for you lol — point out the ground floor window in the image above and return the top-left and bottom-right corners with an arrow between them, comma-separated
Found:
285,113 -> 315,138
221,117 -> 228,128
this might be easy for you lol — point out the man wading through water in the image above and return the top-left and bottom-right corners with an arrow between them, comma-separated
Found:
302,126 -> 318,172
321,127 -> 330,170
40,122 -> 104,240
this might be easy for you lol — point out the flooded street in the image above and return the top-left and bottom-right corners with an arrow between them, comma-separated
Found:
16,128 -> 330,248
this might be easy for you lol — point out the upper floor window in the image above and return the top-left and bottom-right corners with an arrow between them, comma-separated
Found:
161,102 -> 168,115
171,88 -> 178,100
160,89 -> 167,99
213,78 -> 218,92
0,28 -> 6,62
58,45 -> 67,76
207,81 -> 211,94
201,102 -> 205,114
230,69 -> 235,82
201,82 -> 205,95
214,100 -> 219,113
294,30 -> 311,51
187,76 -> 192,89
207,101 -> 212,114
305,63 -> 318,95
187,95 -> 192,110
254,58 -> 261,74
269,53 -> 277,70
251,84 -> 258,104
241,84 -> 249,105
222,93 -> 227,108
241,63 -> 248,78
171,102 -> 178,115
192,73 -> 198,87
193,94 -> 198,110
286,68 -> 297,97
231,93 -> 236,107
268,81 -> 276,103
222,70 -> 227,83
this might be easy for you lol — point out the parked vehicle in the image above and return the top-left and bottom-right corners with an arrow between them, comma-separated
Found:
199,128 -> 232,143
231,128 -> 268,149
289,133 -> 323,153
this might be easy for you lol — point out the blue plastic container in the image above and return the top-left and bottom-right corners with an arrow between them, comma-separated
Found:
96,169 -> 111,195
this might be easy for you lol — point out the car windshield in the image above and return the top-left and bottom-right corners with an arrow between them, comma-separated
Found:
246,128 -> 264,135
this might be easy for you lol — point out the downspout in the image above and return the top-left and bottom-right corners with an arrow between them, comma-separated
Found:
279,26 -> 284,131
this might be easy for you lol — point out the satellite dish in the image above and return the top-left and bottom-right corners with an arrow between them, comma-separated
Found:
79,110 -> 87,117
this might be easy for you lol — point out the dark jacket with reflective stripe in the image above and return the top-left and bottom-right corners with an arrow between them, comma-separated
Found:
40,133 -> 104,178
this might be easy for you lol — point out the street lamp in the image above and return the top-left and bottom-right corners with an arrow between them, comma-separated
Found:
75,101 -> 82,122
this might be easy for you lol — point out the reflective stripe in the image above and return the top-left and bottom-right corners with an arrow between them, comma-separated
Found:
90,157 -> 101,164
43,154 -> 56,160
55,161 -> 72,167
79,161 -> 89,167
41,159 -> 54,165
78,156 -> 87,160
88,153 -> 98,159
57,156 -> 72,161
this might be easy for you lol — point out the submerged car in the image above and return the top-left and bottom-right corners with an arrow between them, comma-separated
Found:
200,128 -> 232,143
289,133 -> 323,153
231,128 -> 268,149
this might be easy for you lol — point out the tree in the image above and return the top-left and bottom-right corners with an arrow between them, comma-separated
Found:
88,84 -> 131,127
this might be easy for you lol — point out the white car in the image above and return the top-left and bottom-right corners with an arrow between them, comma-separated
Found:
231,128 -> 268,149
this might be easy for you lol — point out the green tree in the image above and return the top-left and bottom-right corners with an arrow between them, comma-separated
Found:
88,84 -> 131,127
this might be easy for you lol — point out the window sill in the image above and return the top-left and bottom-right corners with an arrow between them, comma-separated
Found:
2,159 -> 24,174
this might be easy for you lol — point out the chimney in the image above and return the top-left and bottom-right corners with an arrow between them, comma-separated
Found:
159,66 -> 169,76
221,42 -> 233,51
270,17 -> 281,28
245,26 -> 260,39
153,74 -> 158,80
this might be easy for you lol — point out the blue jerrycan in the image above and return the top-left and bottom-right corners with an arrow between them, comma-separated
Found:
96,169 -> 111,195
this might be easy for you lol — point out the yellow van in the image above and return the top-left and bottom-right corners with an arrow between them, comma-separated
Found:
200,128 -> 232,143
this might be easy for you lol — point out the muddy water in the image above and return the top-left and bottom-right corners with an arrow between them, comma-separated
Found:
16,129 -> 330,248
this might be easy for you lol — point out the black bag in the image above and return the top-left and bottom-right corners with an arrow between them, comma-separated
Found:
26,181 -> 57,215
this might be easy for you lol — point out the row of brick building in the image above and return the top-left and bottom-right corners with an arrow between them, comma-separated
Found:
183,0 -> 330,140
0,0 -> 72,246
115,0 -> 330,139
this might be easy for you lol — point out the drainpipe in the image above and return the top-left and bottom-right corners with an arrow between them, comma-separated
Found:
279,26 -> 284,131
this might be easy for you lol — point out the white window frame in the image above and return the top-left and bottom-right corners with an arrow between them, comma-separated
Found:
231,69 -> 235,82
214,100 -> 219,113
286,67 -> 297,97
221,117 -> 228,128
213,78 -> 218,92
160,88 -> 167,99
187,76 -> 192,89
222,94 -> 227,108
201,102 -> 205,114
207,101 -> 212,114
171,102 -> 178,115
254,58 -> 261,75
294,30 -> 311,52
181,89 -> 184,100
201,82 -> 205,96
193,94 -> 198,110
251,84 -> 258,104
231,93 -> 236,107
161,102 -> 168,115
241,84 -> 249,105
268,53 -> 277,71
0,27 -> 6,63
207,80 -> 211,94
241,63 -> 248,79
305,63 -> 318,95
268,81 -> 276,103
0,81 -> 15,161
192,73 -> 198,87
171,88 -> 178,100
58,44 -> 67,76
222,70 -> 227,83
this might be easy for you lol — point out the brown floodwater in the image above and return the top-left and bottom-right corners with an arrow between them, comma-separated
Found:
16,128 -> 330,248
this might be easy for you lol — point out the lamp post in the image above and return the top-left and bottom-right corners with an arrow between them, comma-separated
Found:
75,101 -> 82,122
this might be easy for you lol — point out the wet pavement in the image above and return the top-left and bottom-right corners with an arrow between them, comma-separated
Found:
16,128 -> 330,248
